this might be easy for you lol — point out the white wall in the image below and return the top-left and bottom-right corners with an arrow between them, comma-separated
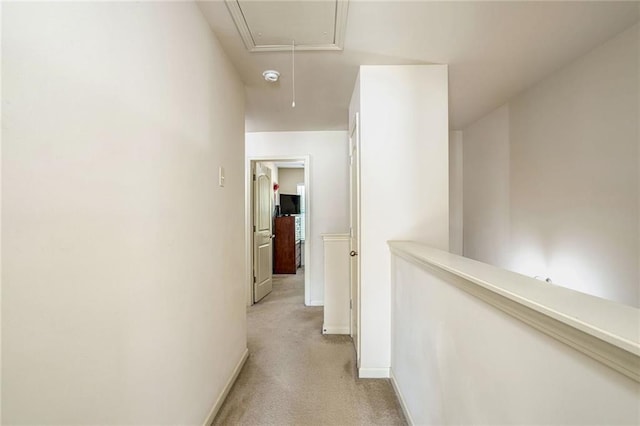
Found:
462,105 -> 510,267
278,168 -> 304,195
2,3 -> 246,424
351,65 -> 449,376
463,23 -> 639,307
246,131 -> 349,305
449,131 -> 463,256
391,254 -> 640,425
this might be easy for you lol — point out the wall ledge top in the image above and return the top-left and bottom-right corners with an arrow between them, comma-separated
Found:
322,233 -> 350,241
388,240 -> 640,382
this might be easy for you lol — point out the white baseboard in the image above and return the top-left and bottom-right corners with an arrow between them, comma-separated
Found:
390,368 -> 415,425
202,348 -> 249,426
307,300 -> 323,306
322,324 -> 350,334
358,367 -> 390,378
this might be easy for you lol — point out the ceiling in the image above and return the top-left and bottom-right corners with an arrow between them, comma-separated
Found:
225,0 -> 348,51
197,1 -> 639,132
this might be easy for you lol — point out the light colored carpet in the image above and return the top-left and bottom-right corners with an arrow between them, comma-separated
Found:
213,269 -> 407,426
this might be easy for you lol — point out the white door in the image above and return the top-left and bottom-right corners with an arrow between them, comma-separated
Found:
349,114 -> 361,365
254,163 -> 273,303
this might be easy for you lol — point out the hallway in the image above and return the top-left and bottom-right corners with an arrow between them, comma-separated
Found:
213,271 -> 406,425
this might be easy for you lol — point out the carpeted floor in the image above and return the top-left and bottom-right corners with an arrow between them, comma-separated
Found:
213,269 -> 407,425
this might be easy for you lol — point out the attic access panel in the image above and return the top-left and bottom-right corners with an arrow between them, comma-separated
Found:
225,0 -> 348,51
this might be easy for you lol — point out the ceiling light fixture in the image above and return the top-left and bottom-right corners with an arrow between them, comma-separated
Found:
262,70 -> 280,82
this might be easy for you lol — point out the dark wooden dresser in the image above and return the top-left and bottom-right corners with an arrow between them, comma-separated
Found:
274,216 -> 301,274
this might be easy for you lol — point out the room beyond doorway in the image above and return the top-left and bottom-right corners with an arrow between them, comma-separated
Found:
246,157 -> 310,306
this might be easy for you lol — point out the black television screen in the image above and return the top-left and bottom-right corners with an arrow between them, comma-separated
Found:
280,194 -> 301,215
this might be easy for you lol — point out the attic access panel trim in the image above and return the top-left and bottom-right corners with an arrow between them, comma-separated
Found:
225,0 -> 348,52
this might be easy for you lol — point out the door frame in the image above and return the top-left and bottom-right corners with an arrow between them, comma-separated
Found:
246,156 -> 311,306
349,113 -> 361,365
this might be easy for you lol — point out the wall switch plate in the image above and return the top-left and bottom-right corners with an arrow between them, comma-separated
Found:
218,166 -> 225,187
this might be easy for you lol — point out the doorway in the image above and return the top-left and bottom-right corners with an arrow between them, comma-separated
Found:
246,157 -> 311,306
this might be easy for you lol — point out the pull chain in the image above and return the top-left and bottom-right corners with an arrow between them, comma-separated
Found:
292,40 -> 296,108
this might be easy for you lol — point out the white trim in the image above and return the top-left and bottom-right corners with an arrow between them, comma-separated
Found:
348,112 -> 361,367
388,241 -> 640,383
358,367 -> 389,378
390,369 -> 415,426
303,159 -> 311,306
333,0 -> 350,50
307,300 -> 323,307
321,233 -> 349,241
238,44 -> 343,53
246,156 -> 311,306
322,325 -> 350,335
224,0 -> 349,52
244,158 -> 253,306
224,0 -> 254,51
202,348 -> 249,426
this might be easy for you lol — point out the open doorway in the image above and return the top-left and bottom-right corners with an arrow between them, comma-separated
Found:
246,157 -> 310,306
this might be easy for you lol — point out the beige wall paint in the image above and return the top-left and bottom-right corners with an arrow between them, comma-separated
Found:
510,23 -> 638,306
392,254 -> 640,425
278,168 -> 304,195
463,23 -> 639,307
351,65 -> 449,376
463,105 -> 511,267
449,131 -> 464,256
2,2 -> 246,423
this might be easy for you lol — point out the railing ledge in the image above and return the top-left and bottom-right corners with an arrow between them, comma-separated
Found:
388,240 -> 640,382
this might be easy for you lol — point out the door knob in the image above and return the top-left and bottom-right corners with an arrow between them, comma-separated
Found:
350,250 -> 358,257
